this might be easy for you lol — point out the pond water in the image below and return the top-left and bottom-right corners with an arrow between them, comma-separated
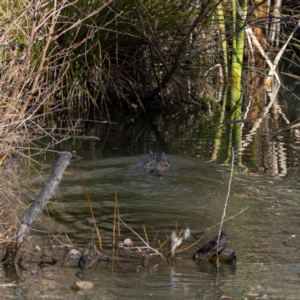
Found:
8,150 -> 300,299
2,105 -> 300,299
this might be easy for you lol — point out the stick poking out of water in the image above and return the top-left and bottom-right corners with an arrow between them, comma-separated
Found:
3,152 -> 72,263
215,147 -> 234,265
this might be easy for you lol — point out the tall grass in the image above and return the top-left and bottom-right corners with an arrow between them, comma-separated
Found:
0,0 -> 300,157
0,1 -> 225,145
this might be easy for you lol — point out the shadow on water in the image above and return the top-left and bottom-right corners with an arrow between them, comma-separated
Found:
20,152 -> 300,299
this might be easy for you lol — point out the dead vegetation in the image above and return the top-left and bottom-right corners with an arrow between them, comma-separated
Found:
1,0 -> 300,287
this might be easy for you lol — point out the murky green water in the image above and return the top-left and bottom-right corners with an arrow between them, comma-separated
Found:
11,152 -> 300,299
3,106 -> 300,299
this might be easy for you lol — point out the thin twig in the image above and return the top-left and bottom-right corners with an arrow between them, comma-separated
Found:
218,147 -> 235,232
283,231 -> 300,244
175,206 -> 248,255
206,206 -> 249,232
174,235 -> 207,254
156,233 -> 172,252
143,225 -> 149,245
216,147 -> 234,266
113,191 -> 118,247
120,219 -> 164,259
77,163 -> 102,251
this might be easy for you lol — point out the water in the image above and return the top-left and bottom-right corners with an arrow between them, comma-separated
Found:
15,153 -> 300,299
4,106 -> 300,298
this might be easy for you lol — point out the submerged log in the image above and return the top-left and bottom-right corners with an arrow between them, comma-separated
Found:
3,152 -> 72,264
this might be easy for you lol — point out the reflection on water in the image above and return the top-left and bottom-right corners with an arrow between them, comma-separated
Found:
19,154 -> 300,299
52,106 -> 300,179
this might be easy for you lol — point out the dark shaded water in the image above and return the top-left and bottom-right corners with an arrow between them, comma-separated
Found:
10,152 -> 300,299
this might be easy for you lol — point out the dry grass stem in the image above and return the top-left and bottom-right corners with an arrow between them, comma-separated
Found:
76,163 -> 102,251
113,191 -> 118,247
174,235 -> 207,254
143,225 -> 149,245
120,218 -> 164,259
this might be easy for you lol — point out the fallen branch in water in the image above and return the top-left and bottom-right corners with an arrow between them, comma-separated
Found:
3,152 -> 72,263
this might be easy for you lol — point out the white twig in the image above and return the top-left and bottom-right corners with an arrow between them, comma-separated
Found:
219,147 -> 234,232
206,207 -> 249,232
120,219 -> 163,258
216,147 -> 235,262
